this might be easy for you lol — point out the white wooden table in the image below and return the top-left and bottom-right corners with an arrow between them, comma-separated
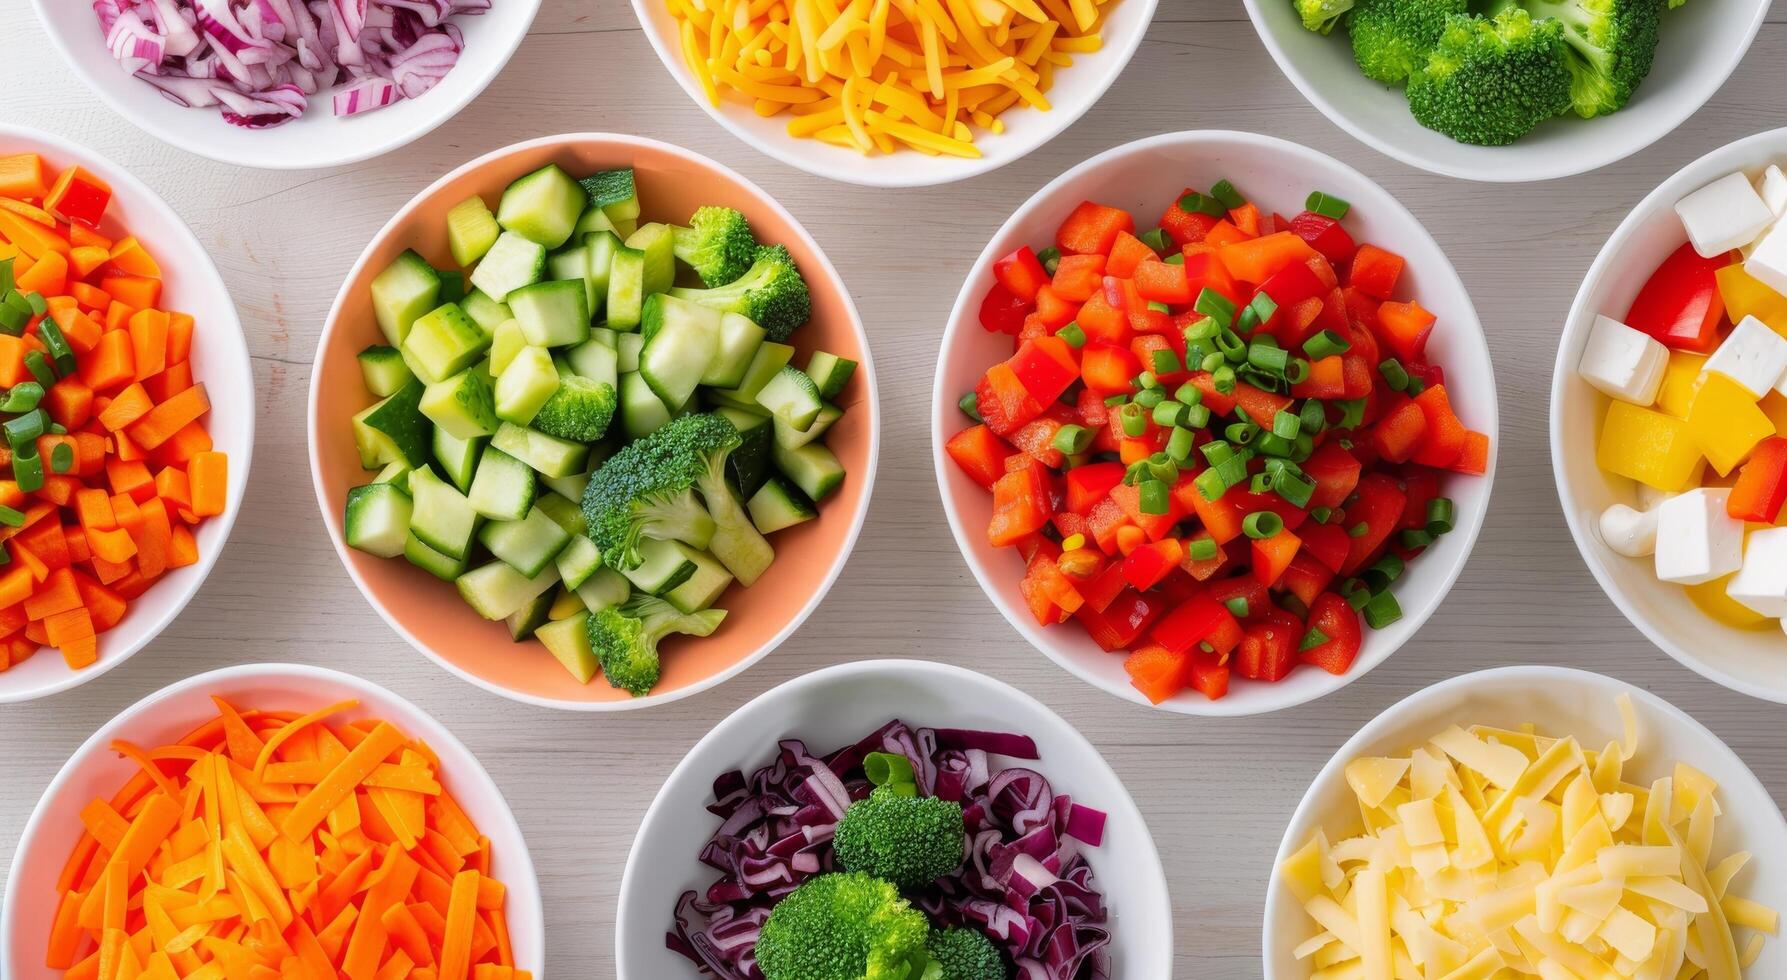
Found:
5,1 -> 1787,975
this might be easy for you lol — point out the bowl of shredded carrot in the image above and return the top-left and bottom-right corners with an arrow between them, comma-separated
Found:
0,125 -> 251,704
631,0 -> 1158,186
1,662 -> 544,979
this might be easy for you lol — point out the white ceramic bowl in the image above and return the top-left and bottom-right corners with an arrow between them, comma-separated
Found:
30,0 -> 539,169
933,131 -> 1497,716
629,0 -> 1158,187
0,663 -> 545,977
1242,0 -> 1768,182
0,125 -> 252,704
1552,127 -> 1787,704
615,659 -> 1173,976
1262,665 -> 1787,977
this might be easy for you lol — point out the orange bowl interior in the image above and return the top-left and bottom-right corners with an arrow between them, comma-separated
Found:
312,136 -> 874,706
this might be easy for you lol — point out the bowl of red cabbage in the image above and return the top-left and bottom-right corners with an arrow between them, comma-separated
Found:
616,659 -> 1172,979
31,0 -> 539,168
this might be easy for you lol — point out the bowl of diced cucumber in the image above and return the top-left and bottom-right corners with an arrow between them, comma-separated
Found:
309,133 -> 878,711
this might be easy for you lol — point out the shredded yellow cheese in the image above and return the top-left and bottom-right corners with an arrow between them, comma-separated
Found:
1280,694 -> 1777,979
663,0 -> 1117,156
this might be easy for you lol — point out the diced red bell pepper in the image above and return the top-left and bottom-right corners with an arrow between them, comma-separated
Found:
1288,211 -> 1357,264
1370,397 -> 1427,464
1396,468 -> 1441,531
1271,297 -> 1326,351
1313,286 -> 1349,336
1107,231 -> 1157,278
1255,260 -> 1325,316
1341,355 -> 1375,399
1076,387 -> 1111,429
1730,436 -> 1787,522
1020,570 -> 1063,626
1206,574 -> 1269,621
1179,530 -> 1228,581
1160,189 -> 1220,245
1410,384 -> 1466,468
45,167 -> 112,228
1134,259 -> 1193,305
1029,553 -> 1085,615
1087,496 -> 1130,554
979,281 -> 1030,334
1182,251 -> 1244,309
1008,403 -> 1079,468
1228,203 -> 1263,238
1032,285 -> 1079,329
1235,489 -> 1309,532
1625,241 -> 1728,353
1051,253 -> 1107,301
1340,473 -> 1408,575
1080,343 -> 1141,394
975,362 -> 1045,436
1235,608 -> 1300,682
1149,593 -> 1240,656
1374,300 -> 1437,363
1299,592 -> 1362,675
1298,521 -> 1351,573
1348,244 -> 1404,300
1250,527 -> 1303,587
1065,461 -> 1126,514
1277,552 -> 1335,607
1185,373 -> 1239,415
1450,431 -> 1490,475
1053,510 -> 1089,541
993,245 -> 1050,302
1130,333 -> 1188,384
1017,315 -> 1052,346
1076,588 -> 1163,650
1110,482 -> 1182,541
1233,383 -> 1293,427
1075,290 -> 1131,346
1187,648 -> 1230,700
1306,254 -> 1338,291
1079,561 -> 1129,612
1189,484 -> 1248,544
1057,201 -> 1135,256
987,464 -> 1054,548
1007,336 -> 1080,404
1123,538 -> 1184,591
1293,355 -> 1346,399
945,424 -> 1012,490
1124,644 -> 1191,704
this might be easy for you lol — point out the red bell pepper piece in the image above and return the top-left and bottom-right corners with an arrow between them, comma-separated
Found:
1293,355 -> 1346,399
993,245 -> 1049,302
1299,592 -> 1362,675
1182,250 -> 1244,309
1160,189 -> 1220,245
1065,462 -> 1126,514
1233,383 -> 1293,428
1235,608 -> 1300,682
1409,384 -> 1466,467
1178,529 -> 1228,582
1149,593 -> 1239,656
1130,334 -> 1188,384
1188,483 -> 1248,544
1056,201 -> 1135,255
1015,530 -> 1060,566
979,281 -> 1029,334
1187,648 -> 1230,700
1134,259 -> 1193,305
1029,553 -> 1085,615
1050,253 -> 1106,301
1298,521 -> 1351,574
1730,436 -> 1787,522
1123,538 -> 1184,591
1348,244 -> 1405,300
1374,300 -> 1437,363
1340,473 -> 1408,575
1032,285 -> 1079,329
1079,561 -> 1129,612
1106,231 -> 1157,278
1020,571 -> 1063,626
945,424 -> 1012,490
1277,552 -> 1335,607
1250,527 -> 1303,587
974,362 -> 1044,436
1007,403 -> 1079,468
1288,211 -> 1357,264
1206,573 -> 1269,620
1006,336 -> 1080,404
1110,482 -> 1182,541
1185,373 -> 1239,415
1625,242 -> 1729,353
45,167 -> 112,229
987,464 -> 1054,547
1235,489 -> 1309,531
1228,203 -> 1263,238
1079,343 -> 1141,395
1124,644 -> 1191,704
1370,398 -> 1428,464
1396,468 -> 1441,531
1076,588 -> 1163,650
1075,290 -> 1131,346
1255,261 -> 1325,318
1451,431 -> 1490,476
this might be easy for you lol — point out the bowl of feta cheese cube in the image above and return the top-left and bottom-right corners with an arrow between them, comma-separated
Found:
1553,126 -> 1787,703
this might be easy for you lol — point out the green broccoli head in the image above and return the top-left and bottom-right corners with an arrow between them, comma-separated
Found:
924,929 -> 1003,980
586,594 -> 726,696
1523,0 -> 1663,117
581,418 -> 723,570
833,788 -> 966,890
531,376 -> 616,443
1295,0 -> 1355,34
673,206 -> 758,287
1348,0 -> 1467,82
1405,8 -> 1574,146
668,244 -> 811,341
755,872 -> 934,980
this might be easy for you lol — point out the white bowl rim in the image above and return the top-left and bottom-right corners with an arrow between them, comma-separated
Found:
26,0 -> 542,170
0,661 -> 546,972
612,656 -> 1175,970
1549,126 -> 1787,704
307,131 -> 881,712
1259,664 -> 1787,970
930,128 -> 1498,717
0,122 -> 254,704
1238,0 -> 1770,183
626,0 -> 1161,188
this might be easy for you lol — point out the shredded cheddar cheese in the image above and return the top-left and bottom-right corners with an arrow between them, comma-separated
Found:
1280,695 -> 1777,979
664,0 -> 1118,157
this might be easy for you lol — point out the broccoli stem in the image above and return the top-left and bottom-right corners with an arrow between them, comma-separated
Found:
640,487 -> 717,553
696,465 -> 774,586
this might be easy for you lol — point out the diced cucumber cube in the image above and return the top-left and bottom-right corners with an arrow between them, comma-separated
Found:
457,560 -> 561,621
401,303 -> 489,384
495,346 -> 561,425
462,290 -> 512,335
505,590 -> 555,641
352,402 -> 397,470
574,206 -> 620,238
370,249 -> 440,346
755,366 -> 824,429
805,350 -> 858,399
639,295 -> 721,410
574,566 -> 631,613
345,482 -> 413,558
373,459 -> 412,492
732,341 -> 795,401
479,505 -> 571,578
489,318 -> 527,376
584,231 -> 621,317
548,588 -> 585,620
432,428 -> 486,493
420,369 -> 497,440
774,441 -> 845,502
548,243 -> 596,314
624,223 -> 676,297
467,447 -> 537,521
619,372 -> 672,440
496,164 -> 585,249
772,402 -> 841,450
553,535 -> 604,590
409,466 -> 480,559
491,423 -> 587,478
540,458 -> 598,502
448,195 -> 502,267
509,278 -> 590,348
702,314 -> 767,389
617,332 -> 644,374
606,246 -> 646,330
358,345 -> 413,398
404,531 -> 469,581
703,387 -> 765,413
436,269 -> 465,304
664,548 -> 733,614
581,169 -> 638,221
747,475 -> 818,534
565,337 -> 618,388
469,232 -> 547,303
536,611 -> 596,683
361,378 -> 431,468
534,492 -> 585,535
622,537 -> 699,595
716,407 -> 773,499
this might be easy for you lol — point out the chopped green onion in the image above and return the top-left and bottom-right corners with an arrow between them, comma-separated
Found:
1225,421 -> 1259,445
1202,440 -> 1233,465
1123,460 -> 1147,486
864,751 -> 917,790
1104,393 -> 1128,407
1166,425 -> 1196,461
1057,322 -> 1087,348
1119,403 -> 1148,438
1284,358 -> 1310,385
1135,388 -> 1165,410
49,441 -> 73,474
1400,528 -> 1434,549
0,293 -> 29,335
37,318 -> 75,375
1298,399 -> 1326,434
1224,596 -> 1250,618
1305,191 -> 1351,219
24,351 -> 54,389
1183,403 -> 1212,428
1274,469 -> 1316,509
1053,424 -> 1093,455
1245,293 -> 1278,333
1037,246 -> 1062,275
1139,227 -> 1172,252
1137,370 -> 1161,390
1189,537 -> 1219,561
1363,555 -> 1404,592
1310,506 -> 1333,524
0,504 -> 23,527
1271,410 -> 1301,440
1212,364 -> 1237,395
1333,399 -> 1367,430
1362,590 -> 1403,628
1379,358 -> 1409,392
1427,497 -> 1455,535
1184,316 -> 1220,342
0,382 -> 43,413
1208,449 -> 1252,495
1194,468 -> 1228,502
1346,588 -> 1370,611
1302,329 -> 1351,359
1179,192 -> 1227,217
1152,401 -> 1187,428
24,293 -> 45,316
1139,479 -> 1171,515
0,258 -> 11,296
1216,327 -> 1247,361
1210,179 -> 1246,210
1165,253 -> 1185,266
48,423 -> 64,435
1298,628 -> 1330,652
1348,521 -> 1369,538
1200,351 -> 1225,373
1248,343 -> 1290,375
1147,455 -> 1178,484
1250,473 -> 1273,494
1174,381 -> 1203,406
1243,510 -> 1284,539
1151,348 -> 1181,375
1147,301 -> 1171,316
4,409 -> 45,446
12,445 -> 42,493
958,391 -> 981,422
1291,432 -> 1314,461
1255,432 -> 1293,458
1405,376 -> 1426,396
1195,288 -> 1236,329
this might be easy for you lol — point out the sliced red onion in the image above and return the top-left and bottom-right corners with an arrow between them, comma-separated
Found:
107,11 -> 167,74
331,76 -> 395,114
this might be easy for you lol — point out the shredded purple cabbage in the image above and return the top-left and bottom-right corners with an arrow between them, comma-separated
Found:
667,720 -> 1112,980
91,0 -> 484,127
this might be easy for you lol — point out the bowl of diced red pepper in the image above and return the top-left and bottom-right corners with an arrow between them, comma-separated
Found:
933,131 -> 1497,716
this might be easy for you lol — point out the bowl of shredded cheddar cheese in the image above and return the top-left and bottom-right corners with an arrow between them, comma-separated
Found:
1264,666 -> 1786,980
631,0 -> 1158,186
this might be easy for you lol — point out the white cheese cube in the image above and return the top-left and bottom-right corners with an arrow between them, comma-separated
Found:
1675,172 -> 1774,257
1654,488 -> 1744,585
1760,166 -> 1787,218
1702,315 -> 1787,398
1578,315 -> 1668,404
1727,527 -> 1787,618
1744,219 -> 1787,296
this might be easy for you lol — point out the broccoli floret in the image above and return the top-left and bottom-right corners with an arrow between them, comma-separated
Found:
586,593 -> 725,696
581,420 -> 719,570
1521,0 -> 1663,117
1295,0 -> 1355,33
833,789 -> 966,890
925,929 -> 1003,980
755,873 -> 934,980
1348,0 -> 1467,82
672,206 -> 758,287
668,244 -> 811,341
531,376 -> 616,443
1405,9 -> 1573,146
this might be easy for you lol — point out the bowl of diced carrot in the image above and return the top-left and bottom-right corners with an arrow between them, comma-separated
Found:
1,662 -> 544,979
0,124 -> 251,703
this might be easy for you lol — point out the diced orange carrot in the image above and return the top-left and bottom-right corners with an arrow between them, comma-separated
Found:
96,272 -> 158,310
165,313 -> 193,364
0,565 -> 34,610
153,467 -> 190,510
15,249 -> 67,294
0,208 -> 69,257
127,384 -> 209,450
128,309 -> 168,380
103,301 -> 135,333
143,361 -> 192,403
51,305 -> 103,354
108,460 -> 154,502
24,567 -> 81,620
167,523 -> 198,569
97,382 -> 152,432
0,153 -> 49,199
74,574 -> 127,632
67,223 -> 112,252
106,236 -> 160,277
81,331 -> 136,392
0,335 -> 27,388
188,452 -> 226,517
149,421 -> 208,467
46,376 -> 94,430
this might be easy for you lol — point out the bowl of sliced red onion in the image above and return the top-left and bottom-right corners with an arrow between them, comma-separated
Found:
31,0 -> 539,168
616,659 -> 1172,979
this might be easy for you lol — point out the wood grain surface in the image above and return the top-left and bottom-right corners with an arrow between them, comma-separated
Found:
4,1 -> 1787,976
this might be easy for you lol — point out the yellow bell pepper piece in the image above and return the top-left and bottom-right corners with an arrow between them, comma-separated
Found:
1762,390 -> 1787,436
1684,574 -> 1772,629
1716,264 -> 1787,335
1598,400 -> 1705,492
1687,373 -> 1774,475
1655,352 -> 1707,418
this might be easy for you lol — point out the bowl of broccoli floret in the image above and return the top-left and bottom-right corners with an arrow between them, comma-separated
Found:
1244,0 -> 1767,180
